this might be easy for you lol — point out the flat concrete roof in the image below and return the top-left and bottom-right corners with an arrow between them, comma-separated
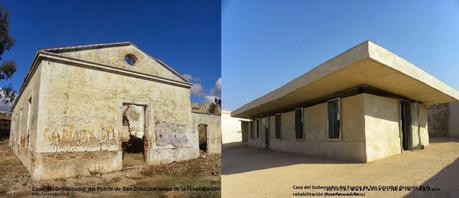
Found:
232,41 -> 459,118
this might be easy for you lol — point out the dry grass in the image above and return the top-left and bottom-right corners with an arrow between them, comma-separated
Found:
0,139 -> 220,198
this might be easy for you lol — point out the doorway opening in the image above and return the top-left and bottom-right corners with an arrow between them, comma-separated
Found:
198,124 -> 208,152
401,101 -> 412,150
121,104 -> 147,168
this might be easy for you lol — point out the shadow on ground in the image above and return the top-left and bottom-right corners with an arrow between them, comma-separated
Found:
222,142 -> 352,175
405,157 -> 459,198
429,137 -> 459,143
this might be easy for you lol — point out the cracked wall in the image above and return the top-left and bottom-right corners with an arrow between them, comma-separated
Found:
10,49 -> 199,179
191,113 -> 221,154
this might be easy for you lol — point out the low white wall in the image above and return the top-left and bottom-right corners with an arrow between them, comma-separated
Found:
222,111 -> 249,144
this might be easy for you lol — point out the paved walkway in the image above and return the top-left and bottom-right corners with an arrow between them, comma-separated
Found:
222,138 -> 459,198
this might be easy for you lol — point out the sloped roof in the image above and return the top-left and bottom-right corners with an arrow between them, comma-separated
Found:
12,42 -> 192,110
41,41 -> 190,83
232,41 -> 459,118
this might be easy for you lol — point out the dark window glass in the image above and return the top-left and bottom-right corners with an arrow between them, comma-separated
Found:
125,54 -> 137,65
328,99 -> 341,139
250,121 -> 255,139
275,114 -> 281,140
295,109 -> 303,139
256,120 -> 260,139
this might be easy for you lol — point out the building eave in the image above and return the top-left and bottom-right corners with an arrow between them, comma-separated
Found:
232,41 -> 459,119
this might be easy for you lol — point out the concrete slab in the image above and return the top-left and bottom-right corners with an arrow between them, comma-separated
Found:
222,138 -> 459,197
232,41 -> 459,118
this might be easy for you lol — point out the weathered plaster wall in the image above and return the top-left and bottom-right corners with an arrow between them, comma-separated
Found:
9,63 -> 42,172
449,102 -> 459,137
363,94 -> 402,162
248,94 -> 366,162
30,60 -> 197,179
59,45 -> 184,82
191,113 -> 221,154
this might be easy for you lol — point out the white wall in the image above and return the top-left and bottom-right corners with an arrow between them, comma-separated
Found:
222,110 -> 249,144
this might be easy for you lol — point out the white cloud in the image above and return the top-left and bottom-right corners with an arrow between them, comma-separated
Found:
190,83 -> 205,96
186,75 -> 221,103
0,102 -> 11,112
209,78 -> 221,97
204,78 -> 221,103
181,73 -> 200,82
0,88 -> 13,112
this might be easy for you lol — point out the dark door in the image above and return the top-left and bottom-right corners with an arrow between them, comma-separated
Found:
198,124 -> 208,152
401,102 -> 412,150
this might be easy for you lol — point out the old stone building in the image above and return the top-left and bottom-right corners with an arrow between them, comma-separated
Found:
9,42 -> 220,180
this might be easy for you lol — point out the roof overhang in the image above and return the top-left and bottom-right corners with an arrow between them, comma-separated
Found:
232,41 -> 459,118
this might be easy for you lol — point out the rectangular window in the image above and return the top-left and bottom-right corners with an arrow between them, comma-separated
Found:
295,108 -> 303,140
328,98 -> 341,139
250,121 -> 255,139
275,114 -> 281,140
256,119 -> 260,140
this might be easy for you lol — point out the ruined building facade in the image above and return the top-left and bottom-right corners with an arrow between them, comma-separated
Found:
9,42 -> 219,180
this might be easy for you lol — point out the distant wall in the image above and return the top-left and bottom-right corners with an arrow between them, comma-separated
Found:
449,102 -> 459,137
192,113 -> 221,154
428,103 -> 449,137
222,111 -> 249,144
428,102 -> 459,138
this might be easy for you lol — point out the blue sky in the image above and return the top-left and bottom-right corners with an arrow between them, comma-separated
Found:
0,0 -> 220,111
222,0 -> 459,111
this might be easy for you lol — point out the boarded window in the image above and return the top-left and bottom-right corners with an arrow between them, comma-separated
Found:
275,114 -> 281,140
26,97 -> 32,132
256,119 -> 260,139
295,109 -> 303,139
27,97 -> 32,147
328,99 -> 341,139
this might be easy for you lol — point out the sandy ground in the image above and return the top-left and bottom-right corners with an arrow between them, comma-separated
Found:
222,138 -> 459,198
0,139 -> 220,198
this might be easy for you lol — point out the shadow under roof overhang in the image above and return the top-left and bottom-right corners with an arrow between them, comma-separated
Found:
232,41 -> 459,119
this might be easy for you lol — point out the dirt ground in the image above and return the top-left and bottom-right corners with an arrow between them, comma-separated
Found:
222,138 -> 459,198
0,139 -> 220,198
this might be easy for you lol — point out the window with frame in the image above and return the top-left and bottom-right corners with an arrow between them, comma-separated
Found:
275,114 -> 281,140
328,98 -> 341,139
250,121 -> 255,139
295,108 -> 304,140
256,119 -> 260,139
